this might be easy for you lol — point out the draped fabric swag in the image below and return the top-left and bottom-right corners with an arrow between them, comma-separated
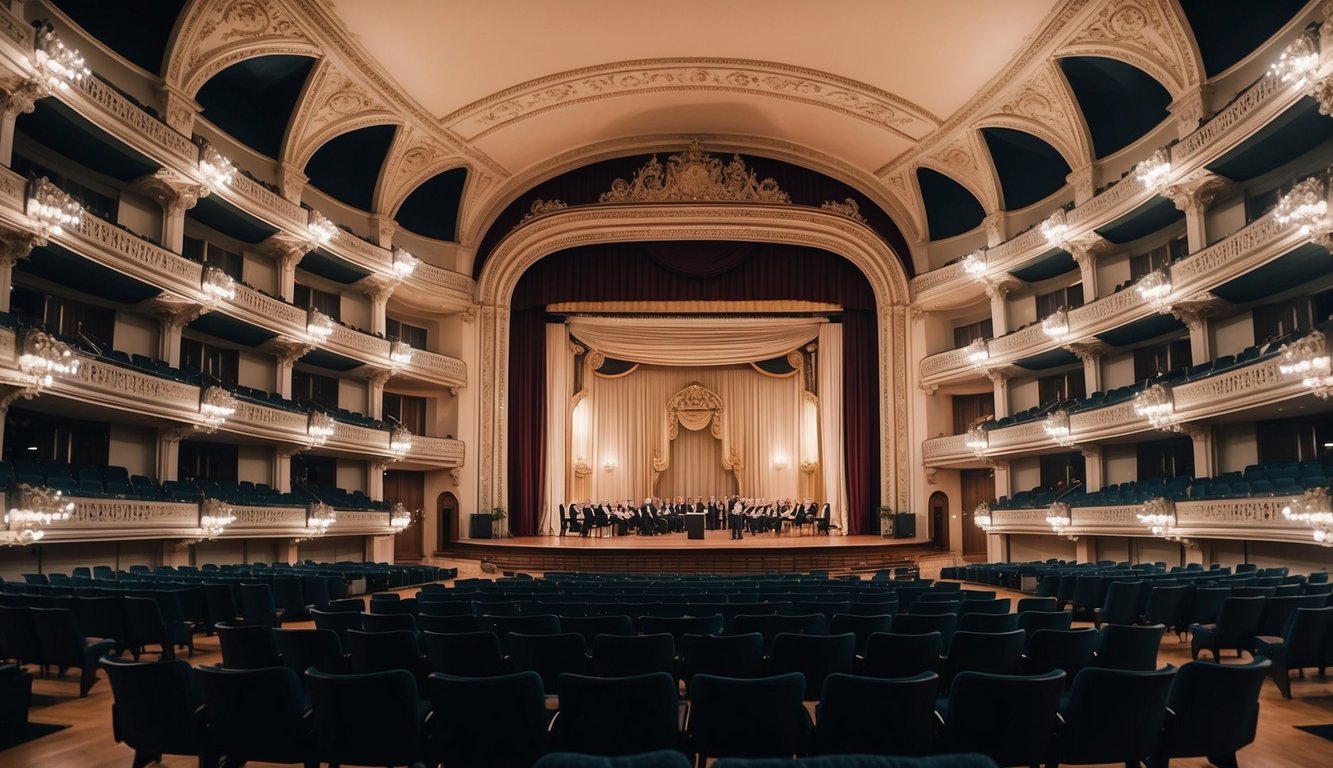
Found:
541,323 -> 573,534
567,316 -> 824,367
653,421 -> 739,502
818,323 -> 851,534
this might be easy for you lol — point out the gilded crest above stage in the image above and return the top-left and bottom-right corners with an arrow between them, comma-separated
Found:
598,140 -> 791,204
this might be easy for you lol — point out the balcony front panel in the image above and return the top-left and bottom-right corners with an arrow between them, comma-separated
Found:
985,497 -> 1313,546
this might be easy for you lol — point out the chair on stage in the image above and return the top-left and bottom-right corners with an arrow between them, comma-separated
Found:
816,504 -> 833,535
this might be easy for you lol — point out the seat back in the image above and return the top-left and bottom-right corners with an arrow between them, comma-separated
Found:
591,632 -> 675,677
940,630 -> 1025,686
347,629 -> 421,676
941,670 -> 1065,766
767,632 -> 856,699
1160,658 -> 1271,761
862,631 -> 943,679
1256,594 -> 1325,639
731,614 -> 828,653
1023,628 -> 1097,683
812,672 -> 938,756
680,632 -> 764,689
426,671 -> 548,767
305,668 -> 423,766
562,614 -> 635,648
957,613 -> 1019,633
890,613 -> 957,648
215,622 -> 279,669
1055,665 -> 1176,765
1016,597 -> 1058,613
238,583 -> 281,628
555,672 -> 680,756
101,657 -> 206,759
273,628 -> 345,675
423,630 -> 507,677
1016,610 -> 1072,637
360,611 -> 418,633
1094,623 -> 1164,671
0,606 -> 40,665
687,673 -> 809,760
1211,596 -> 1268,650
1278,606 -> 1333,668
123,597 -> 173,659
640,614 -> 723,647
828,614 -> 893,654
195,665 -> 310,763
508,631 -> 588,694
29,607 -> 85,667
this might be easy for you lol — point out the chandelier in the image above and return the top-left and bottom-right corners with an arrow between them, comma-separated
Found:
198,143 -> 236,192
4,484 -> 74,545
1040,210 -> 1070,248
200,386 -> 237,431
28,177 -> 83,238
1134,149 -> 1172,194
308,411 -> 336,447
306,211 -> 338,245
202,265 -> 236,303
390,340 -> 414,366
305,501 -> 337,537
1043,409 -> 1075,447
392,247 -> 419,277
389,502 -> 415,531
306,307 -> 335,340
33,25 -> 89,93
199,499 -> 236,540
964,426 -> 989,458
1270,33 -> 1321,91
1282,487 -> 1333,546
1042,308 -> 1071,342
1133,384 -> 1176,430
1046,501 -> 1076,540
1135,268 -> 1172,311
972,503 -> 993,531
1273,177 -> 1329,237
966,338 -> 989,372
19,328 -> 79,388
1136,496 -> 1187,543
1278,330 -> 1333,398
961,250 -> 987,279
390,426 -> 413,458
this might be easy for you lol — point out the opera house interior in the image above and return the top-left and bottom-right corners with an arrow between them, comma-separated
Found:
0,0 -> 1332,766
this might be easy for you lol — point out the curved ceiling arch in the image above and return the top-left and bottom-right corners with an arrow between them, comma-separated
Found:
913,161 -> 990,240
303,124 -> 398,213
1056,54 -> 1173,159
979,126 -> 1074,211
195,54 -> 316,160
165,0 -> 325,96
392,167 -> 470,243
1053,0 -> 1203,100
281,57 -> 404,171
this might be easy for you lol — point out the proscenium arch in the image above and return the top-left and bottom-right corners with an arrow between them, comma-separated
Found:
474,203 -> 914,524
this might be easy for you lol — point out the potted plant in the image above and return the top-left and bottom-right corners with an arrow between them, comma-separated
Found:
878,506 -> 894,538
490,506 -> 508,538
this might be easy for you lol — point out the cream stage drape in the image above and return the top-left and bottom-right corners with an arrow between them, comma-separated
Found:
566,316 -> 824,367
653,421 -> 738,500
818,323 -> 850,534
581,365 -> 803,503
542,323 -> 573,534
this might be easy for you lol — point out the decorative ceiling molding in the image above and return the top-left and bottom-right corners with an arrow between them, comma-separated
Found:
442,58 -> 942,143
916,130 -> 1002,214
597,140 -> 790,204
165,0 -> 321,97
282,57 -> 402,170
975,60 -> 1094,173
1055,0 -> 1204,98
375,125 -> 460,213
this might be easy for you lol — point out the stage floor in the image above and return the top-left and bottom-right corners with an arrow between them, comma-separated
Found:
468,530 -> 919,550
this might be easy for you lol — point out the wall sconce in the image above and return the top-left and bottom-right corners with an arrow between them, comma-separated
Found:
603,458 -> 618,472
773,456 -> 789,472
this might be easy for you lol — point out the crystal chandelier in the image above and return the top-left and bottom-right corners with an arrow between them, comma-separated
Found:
306,501 -> 337,537
1040,210 -> 1070,248
1278,330 -> 1333,398
1273,177 -> 1328,237
1043,409 -> 1075,447
972,503 -> 993,531
198,144 -> 236,192
966,338 -> 989,372
308,411 -> 336,447
1135,268 -> 1172,311
307,211 -> 338,245
4,484 -> 74,545
389,502 -> 414,531
1134,384 -> 1176,430
306,307 -> 335,340
200,386 -> 237,431
392,247 -> 419,277
18,328 -> 79,388
33,25 -> 89,93
1041,308 -> 1070,342
199,499 -> 236,540
961,250 -> 987,279
390,340 -> 414,366
1046,501 -> 1075,540
28,177 -> 84,238
390,426 -> 413,458
1137,496 -> 1187,543
1282,487 -> 1333,546
964,425 -> 989,458
1270,33 -> 1320,90
201,265 -> 236,303
1134,149 -> 1172,194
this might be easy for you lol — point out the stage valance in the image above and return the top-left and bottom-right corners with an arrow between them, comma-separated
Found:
568,316 -> 824,367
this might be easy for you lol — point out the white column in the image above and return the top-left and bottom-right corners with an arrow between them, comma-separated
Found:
1080,445 -> 1103,493
270,339 -> 312,400
134,171 -> 205,254
1182,424 -> 1214,484
365,280 -> 394,338
367,370 -> 392,421
157,427 -> 193,483
0,81 -> 41,168
988,369 -> 1012,419
368,459 -> 389,501
1066,163 -> 1099,206
1166,173 -> 1232,254
0,233 -> 38,313
1067,234 -> 1107,305
147,301 -> 205,368
985,282 -> 1010,336
274,446 -> 300,493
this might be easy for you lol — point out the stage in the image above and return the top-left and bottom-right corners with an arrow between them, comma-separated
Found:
437,530 -> 946,575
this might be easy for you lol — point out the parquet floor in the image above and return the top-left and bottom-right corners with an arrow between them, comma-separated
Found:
5,570 -> 1333,768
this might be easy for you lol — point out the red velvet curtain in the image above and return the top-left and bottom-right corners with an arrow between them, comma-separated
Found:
842,308 -> 880,535
505,306 -> 546,536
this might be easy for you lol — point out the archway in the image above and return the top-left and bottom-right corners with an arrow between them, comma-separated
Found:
436,491 -> 460,551
928,491 -> 948,549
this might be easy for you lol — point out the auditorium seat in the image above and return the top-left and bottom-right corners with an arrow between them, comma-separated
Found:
686,673 -> 810,762
102,657 -> 213,768
811,672 -> 939,756
553,672 -> 681,756
1048,666 -> 1175,766
426,671 -> 549,768
306,668 -> 427,767
195,665 -> 315,766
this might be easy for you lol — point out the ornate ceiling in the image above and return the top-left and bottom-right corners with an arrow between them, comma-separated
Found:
47,0 -> 1313,273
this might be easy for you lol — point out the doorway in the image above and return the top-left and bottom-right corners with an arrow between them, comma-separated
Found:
928,491 -> 948,549
436,491 -> 460,552
385,470 -> 424,562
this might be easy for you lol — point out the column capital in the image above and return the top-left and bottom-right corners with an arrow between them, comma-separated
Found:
918,383 -> 938,396
141,296 -> 208,330
360,275 -> 397,304
1078,445 -> 1102,461
981,274 -> 1024,300
260,233 -> 315,268
0,229 -> 40,267
276,444 -> 305,460
1169,291 -> 1229,330
0,383 -> 33,411
449,384 -> 465,396
156,83 -> 203,136
277,163 -> 308,204
161,426 -> 195,443
1178,422 -> 1210,442
133,169 -> 208,215
0,78 -> 46,120
460,306 -> 478,324
984,365 -> 1019,384
371,214 -> 397,248
1164,171 -> 1233,215
1065,163 -> 1099,205
449,467 -> 462,486
1063,340 -> 1111,364
1066,232 -> 1109,271
266,336 -> 316,366
1167,84 -> 1211,138
982,211 -> 1008,247
365,369 -> 394,388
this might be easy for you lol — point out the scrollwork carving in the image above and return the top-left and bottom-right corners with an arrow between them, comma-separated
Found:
599,141 -> 790,204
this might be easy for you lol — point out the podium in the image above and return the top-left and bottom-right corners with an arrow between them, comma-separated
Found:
469,513 -> 493,539
685,513 -> 706,540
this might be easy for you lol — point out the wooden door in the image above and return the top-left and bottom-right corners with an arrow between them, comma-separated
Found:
385,470 -> 424,562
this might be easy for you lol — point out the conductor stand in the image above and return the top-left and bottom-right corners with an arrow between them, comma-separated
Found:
685,512 -> 706,540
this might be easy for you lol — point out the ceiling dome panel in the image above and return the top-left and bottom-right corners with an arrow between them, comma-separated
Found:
1058,56 -> 1170,159
196,55 -> 315,160
304,124 -> 398,212
982,127 -> 1072,211
396,168 -> 468,243
916,167 -> 985,241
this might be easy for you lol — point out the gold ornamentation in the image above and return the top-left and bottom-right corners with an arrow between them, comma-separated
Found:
820,198 -> 866,222
665,384 -> 725,440
599,141 -> 790,204
519,198 -> 568,223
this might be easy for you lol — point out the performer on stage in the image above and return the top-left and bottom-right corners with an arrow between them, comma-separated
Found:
729,498 -> 746,540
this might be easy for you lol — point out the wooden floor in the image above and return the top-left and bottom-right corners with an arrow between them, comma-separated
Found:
6,577 -> 1333,768
469,531 -> 917,550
